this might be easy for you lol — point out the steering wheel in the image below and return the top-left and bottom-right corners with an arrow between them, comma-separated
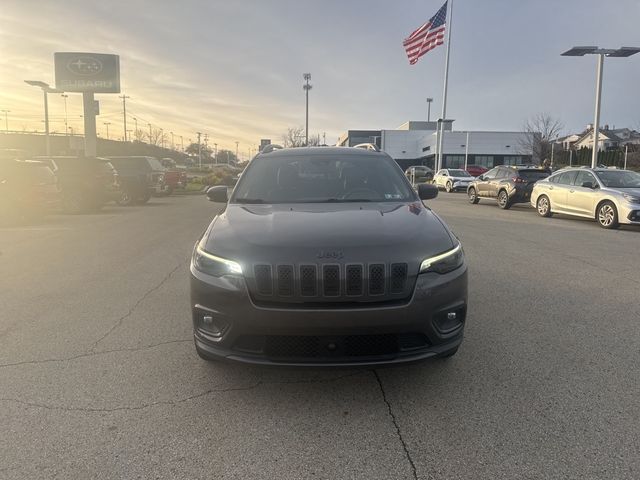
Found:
341,188 -> 382,200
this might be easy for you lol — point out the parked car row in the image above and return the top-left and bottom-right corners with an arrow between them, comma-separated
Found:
405,164 -> 489,188
0,155 -> 187,223
460,164 -> 640,229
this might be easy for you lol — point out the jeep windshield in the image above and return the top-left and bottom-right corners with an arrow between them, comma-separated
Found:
232,154 -> 415,204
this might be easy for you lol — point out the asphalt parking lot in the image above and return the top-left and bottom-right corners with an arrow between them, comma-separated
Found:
1,193 -> 639,480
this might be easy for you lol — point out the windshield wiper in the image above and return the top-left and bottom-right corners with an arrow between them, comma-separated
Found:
324,198 -> 373,202
234,198 -> 265,204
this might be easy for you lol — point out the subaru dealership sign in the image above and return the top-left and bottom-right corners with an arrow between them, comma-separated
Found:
54,52 -> 120,93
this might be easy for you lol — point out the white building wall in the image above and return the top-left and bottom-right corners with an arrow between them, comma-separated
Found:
381,130 -> 433,159
381,130 -> 534,158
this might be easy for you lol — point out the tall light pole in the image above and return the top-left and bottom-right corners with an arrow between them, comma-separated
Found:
61,94 -> 69,136
214,143 -> 218,164
235,141 -> 239,162
561,46 -> 640,168
427,97 -> 433,122
196,132 -> 202,169
160,128 -> 164,148
170,131 -> 175,150
1,109 -> 9,133
303,73 -> 312,146
464,131 -> 470,169
133,117 -> 138,140
120,95 -> 130,141
103,122 -> 111,139
148,123 -> 153,145
25,80 -> 62,157
180,135 -> 184,152
624,144 -> 629,170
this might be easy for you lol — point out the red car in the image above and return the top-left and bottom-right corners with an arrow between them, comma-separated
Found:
465,165 -> 489,177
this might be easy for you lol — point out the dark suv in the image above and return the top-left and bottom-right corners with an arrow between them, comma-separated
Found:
467,165 -> 550,209
106,156 -> 164,205
0,159 -> 60,222
190,146 -> 468,366
36,156 -> 121,213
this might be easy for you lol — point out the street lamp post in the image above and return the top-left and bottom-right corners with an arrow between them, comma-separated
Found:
561,46 -> 640,168
170,131 -> 175,150
303,73 -> 312,146
61,94 -> 69,136
427,98 -> 433,122
103,122 -> 111,139
120,95 -> 130,141
25,80 -> 62,156
1,110 -> 9,133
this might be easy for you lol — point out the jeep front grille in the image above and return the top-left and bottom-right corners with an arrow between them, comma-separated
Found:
251,262 -> 411,304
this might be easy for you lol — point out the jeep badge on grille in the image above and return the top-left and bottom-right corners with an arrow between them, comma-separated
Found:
317,251 -> 344,260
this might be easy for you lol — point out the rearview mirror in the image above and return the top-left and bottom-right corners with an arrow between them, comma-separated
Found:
206,185 -> 228,203
418,183 -> 438,200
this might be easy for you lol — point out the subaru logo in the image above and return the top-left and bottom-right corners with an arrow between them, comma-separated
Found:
66,57 -> 103,76
317,251 -> 344,260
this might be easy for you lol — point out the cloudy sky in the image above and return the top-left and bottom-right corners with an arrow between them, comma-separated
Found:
1,0 -> 639,157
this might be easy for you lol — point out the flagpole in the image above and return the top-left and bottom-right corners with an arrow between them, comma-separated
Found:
437,0 -> 454,172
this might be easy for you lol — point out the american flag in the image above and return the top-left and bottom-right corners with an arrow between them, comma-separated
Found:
403,1 -> 448,65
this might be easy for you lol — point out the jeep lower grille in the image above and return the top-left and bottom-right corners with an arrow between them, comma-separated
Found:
233,333 -> 431,362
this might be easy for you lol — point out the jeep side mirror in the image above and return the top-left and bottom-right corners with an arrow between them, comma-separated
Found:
418,183 -> 438,200
206,185 -> 228,203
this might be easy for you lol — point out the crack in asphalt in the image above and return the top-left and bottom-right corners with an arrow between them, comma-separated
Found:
0,338 -> 192,369
90,262 -> 184,351
373,370 -> 418,480
0,371 -> 365,413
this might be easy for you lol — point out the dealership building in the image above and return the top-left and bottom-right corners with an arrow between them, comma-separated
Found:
337,121 -> 536,171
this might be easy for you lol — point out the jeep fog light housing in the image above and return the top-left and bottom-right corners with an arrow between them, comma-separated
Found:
420,243 -> 464,274
192,241 -> 243,277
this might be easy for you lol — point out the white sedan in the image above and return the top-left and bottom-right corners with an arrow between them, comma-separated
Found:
433,169 -> 474,192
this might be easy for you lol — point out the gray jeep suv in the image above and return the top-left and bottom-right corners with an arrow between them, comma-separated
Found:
190,146 -> 468,366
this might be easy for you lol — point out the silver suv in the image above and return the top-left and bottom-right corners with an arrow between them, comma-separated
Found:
531,167 -> 640,229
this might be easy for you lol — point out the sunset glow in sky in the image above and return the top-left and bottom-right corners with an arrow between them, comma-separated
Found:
1,0 -> 639,155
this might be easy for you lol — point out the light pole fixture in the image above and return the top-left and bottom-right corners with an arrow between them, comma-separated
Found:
25,80 -> 63,156
1,109 -> 9,133
61,94 -> 69,136
119,95 -> 130,141
427,98 -> 433,122
103,122 -> 111,139
303,73 -> 312,146
561,46 -> 640,168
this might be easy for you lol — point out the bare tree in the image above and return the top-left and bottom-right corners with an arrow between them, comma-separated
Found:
146,128 -> 167,147
281,126 -> 306,147
134,129 -> 146,142
519,113 -> 564,164
307,134 -> 321,147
